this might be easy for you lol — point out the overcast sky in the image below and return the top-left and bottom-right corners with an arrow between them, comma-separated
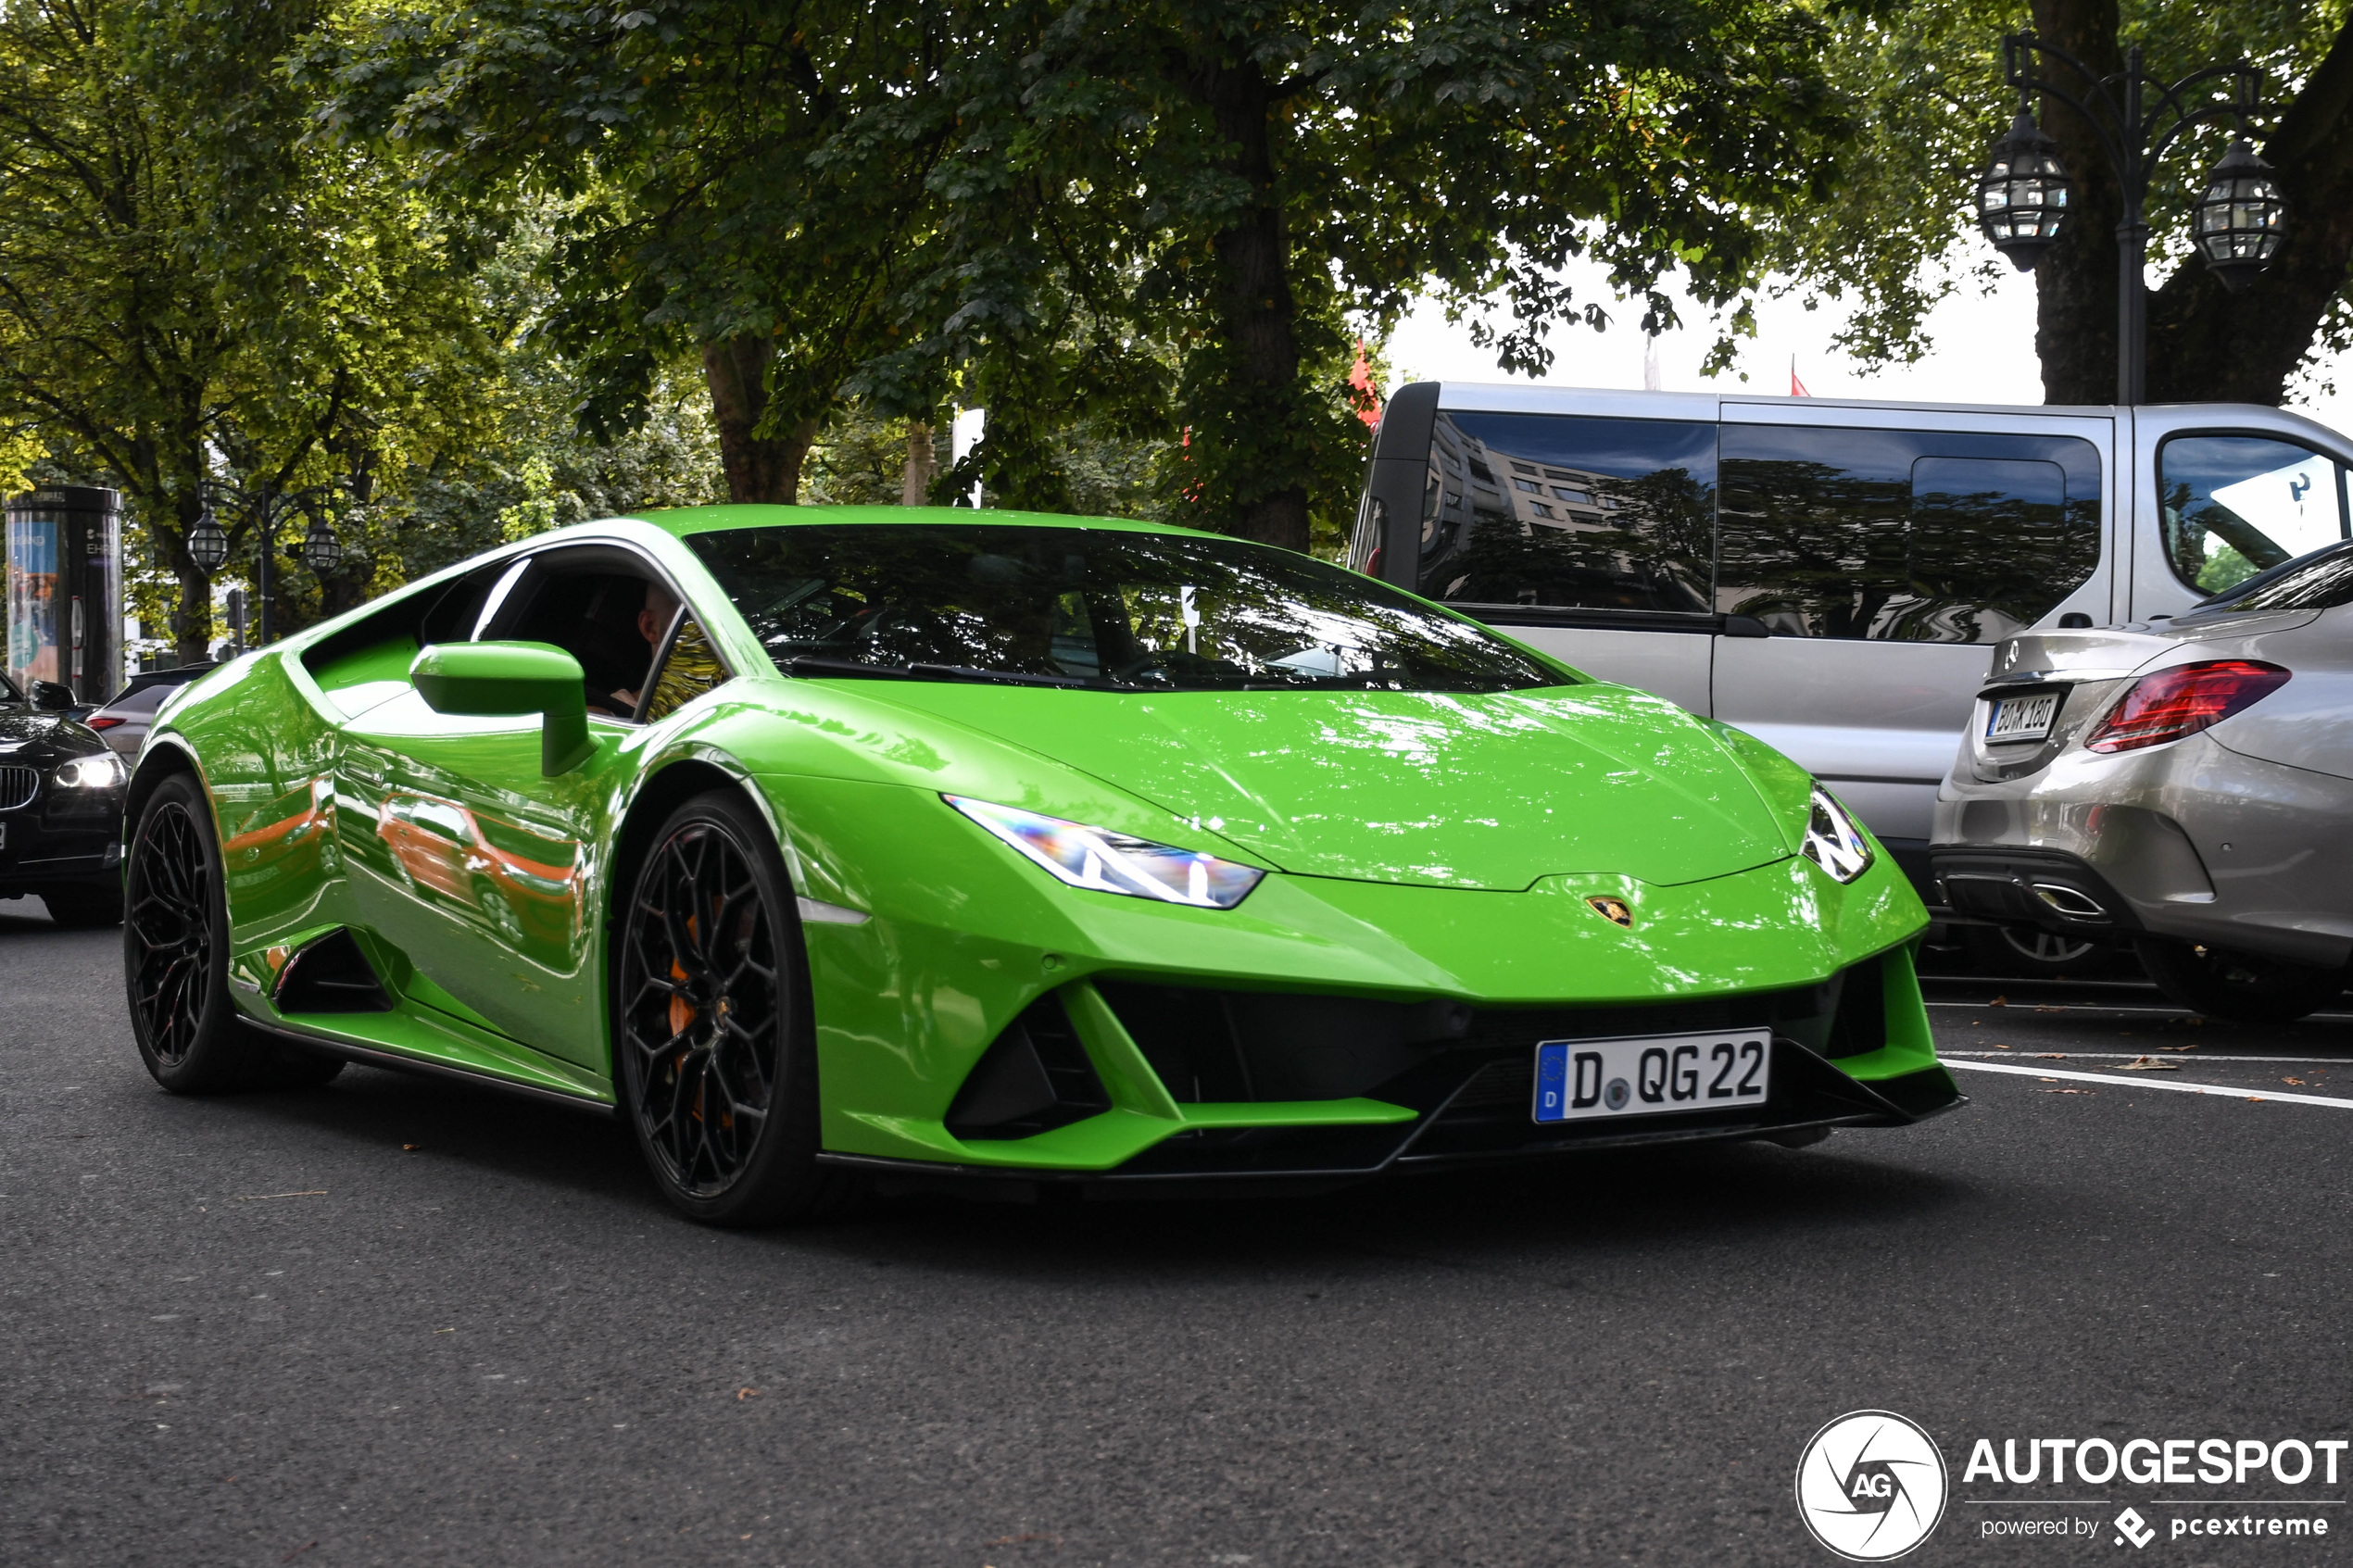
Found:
1386,257 -> 2353,435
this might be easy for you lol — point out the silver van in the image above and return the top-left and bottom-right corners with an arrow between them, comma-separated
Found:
1349,383 -> 2353,913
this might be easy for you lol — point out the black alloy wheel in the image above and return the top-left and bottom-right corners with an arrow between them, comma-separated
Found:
2133,938 -> 2348,1025
616,788 -> 848,1225
123,773 -> 342,1092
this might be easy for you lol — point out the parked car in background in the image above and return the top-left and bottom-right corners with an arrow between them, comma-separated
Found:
1350,383 -> 2353,975
82,663 -> 221,758
0,667 -> 129,925
1931,537 -> 2353,1022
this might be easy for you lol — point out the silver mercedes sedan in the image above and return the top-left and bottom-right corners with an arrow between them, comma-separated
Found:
1930,540 -> 2353,1022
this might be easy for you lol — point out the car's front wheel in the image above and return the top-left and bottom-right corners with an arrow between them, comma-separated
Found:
2133,938 -> 2347,1024
123,773 -> 345,1092
615,788 -> 850,1226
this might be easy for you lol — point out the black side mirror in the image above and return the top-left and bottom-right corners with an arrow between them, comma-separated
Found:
29,681 -> 74,711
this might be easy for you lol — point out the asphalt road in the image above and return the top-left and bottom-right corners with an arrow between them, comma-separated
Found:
6,896 -> 2352,1568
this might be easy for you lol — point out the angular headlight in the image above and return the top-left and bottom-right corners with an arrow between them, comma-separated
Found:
1800,784 -> 1873,884
945,796 -> 1265,909
54,751 -> 127,789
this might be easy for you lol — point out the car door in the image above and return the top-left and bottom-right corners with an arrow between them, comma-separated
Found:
1403,395 -> 1723,712
333,550 -> 648,1065
1709,408 -> 2114,864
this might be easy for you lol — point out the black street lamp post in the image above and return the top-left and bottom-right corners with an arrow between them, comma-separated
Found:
1976,33 -> 2285,404
183,477 -> 349,646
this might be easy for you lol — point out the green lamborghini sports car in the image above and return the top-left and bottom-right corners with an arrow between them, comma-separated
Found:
121,506 -> 1960,1223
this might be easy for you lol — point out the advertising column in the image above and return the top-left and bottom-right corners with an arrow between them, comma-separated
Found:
3,487 -> 121,703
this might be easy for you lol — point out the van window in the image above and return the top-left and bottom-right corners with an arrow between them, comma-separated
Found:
1718,425 -> 2100,642
1414,413 -> 1716,613
2158,434 -> 2350,596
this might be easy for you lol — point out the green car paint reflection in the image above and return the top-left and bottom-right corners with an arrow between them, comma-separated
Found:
126,506 -> 1960,1221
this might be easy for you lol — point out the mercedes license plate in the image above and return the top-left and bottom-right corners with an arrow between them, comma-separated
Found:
1532,1029 -> 1771,1123
1986,691 -> 2060,743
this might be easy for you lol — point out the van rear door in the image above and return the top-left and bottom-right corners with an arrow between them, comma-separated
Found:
1710,403 -> 2114,872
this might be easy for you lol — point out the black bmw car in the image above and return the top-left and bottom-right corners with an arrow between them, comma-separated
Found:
0,670 -> 127,925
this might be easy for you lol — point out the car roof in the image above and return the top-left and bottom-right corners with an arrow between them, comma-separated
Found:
624,503 -> 1224,544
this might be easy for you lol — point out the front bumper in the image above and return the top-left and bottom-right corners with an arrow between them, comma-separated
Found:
0,801 -> 121,893
817,940 -> 1960,1190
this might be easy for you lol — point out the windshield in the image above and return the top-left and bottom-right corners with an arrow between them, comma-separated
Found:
686,523 -> 1563,693
2192,538 -> 2353,613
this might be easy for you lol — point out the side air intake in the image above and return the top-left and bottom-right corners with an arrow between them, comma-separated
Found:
944,993 -> 1110,1140
273,929 -> 395,1014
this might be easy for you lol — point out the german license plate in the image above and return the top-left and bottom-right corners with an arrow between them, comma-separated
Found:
1986,691 -> 2060,743
1532,1029 -> 1771,1123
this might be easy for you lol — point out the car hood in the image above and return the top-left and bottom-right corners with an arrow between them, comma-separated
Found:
0,708 -> 103,763
856,683 -> 1793,890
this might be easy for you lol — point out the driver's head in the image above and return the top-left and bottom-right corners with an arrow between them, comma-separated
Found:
638,580 -> 680,645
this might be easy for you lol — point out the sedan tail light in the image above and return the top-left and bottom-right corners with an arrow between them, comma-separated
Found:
2084,659 -> 2290,753
86,715 -> 124,730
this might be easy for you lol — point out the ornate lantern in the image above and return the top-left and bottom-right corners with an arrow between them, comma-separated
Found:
1977,107 -> 2071,270
2194,137 -> 2285,294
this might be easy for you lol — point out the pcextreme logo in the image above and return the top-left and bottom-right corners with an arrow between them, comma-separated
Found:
1796,1410 -> 1952,1562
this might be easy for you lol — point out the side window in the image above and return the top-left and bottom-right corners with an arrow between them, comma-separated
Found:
2158,434 -> 2350,596
1717,425 -> 2101,642
1415,413 -> 1717,613
483,546 -> 729,721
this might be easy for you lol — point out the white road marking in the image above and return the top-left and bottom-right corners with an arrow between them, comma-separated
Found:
1946,1057 -> 2353,1110
1944,1050 -> 2352,1064
1928,1001 -> 2353,1021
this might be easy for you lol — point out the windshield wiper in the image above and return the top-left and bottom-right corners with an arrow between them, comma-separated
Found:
782,655 -> 914,681
781,654 -> 1089,688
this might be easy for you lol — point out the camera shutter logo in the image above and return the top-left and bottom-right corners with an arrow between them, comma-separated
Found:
1794,1410 -> 1949,1561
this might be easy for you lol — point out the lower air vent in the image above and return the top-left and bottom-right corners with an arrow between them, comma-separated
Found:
944,993 -> 1111,1140
273,929 -> 395,1014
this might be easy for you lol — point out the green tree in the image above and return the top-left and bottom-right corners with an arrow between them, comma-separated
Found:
308,0 -> 967,506
907,0 -> 1852,553
1766,0 -> 2353,406
0,0 -> 498,660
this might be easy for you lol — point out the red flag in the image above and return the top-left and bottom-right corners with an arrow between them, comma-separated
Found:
1791,356 -> 1810,397
1348,341 -> 1382,428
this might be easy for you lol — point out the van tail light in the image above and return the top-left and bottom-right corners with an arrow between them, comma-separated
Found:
2084,659 -> 2290,753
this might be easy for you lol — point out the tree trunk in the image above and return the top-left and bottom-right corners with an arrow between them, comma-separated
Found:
2030,0 -> 2125,406
2032,0 -> 2353,406
2145,18 -> 2353,403
174,562 -> 211,665
901,420 -> 936,506
1198,57 -> 1312,554
701,336 -> 815,503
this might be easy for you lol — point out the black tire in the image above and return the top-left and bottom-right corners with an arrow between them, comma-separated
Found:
1963,922 -> 2110,980
42,880 -> 123,928
2133,938 -> 2348,1024
123,773 -> 269,1091
614,788 -> 850,1226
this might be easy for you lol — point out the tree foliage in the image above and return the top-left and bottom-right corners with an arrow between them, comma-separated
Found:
0,0 -> 502,660
1767,0 -> 2353,406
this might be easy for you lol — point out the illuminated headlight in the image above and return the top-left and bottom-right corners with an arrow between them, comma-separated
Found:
54,752 -> 127,789
945,796 -> 1265,909
1800,784 -> 1873,884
